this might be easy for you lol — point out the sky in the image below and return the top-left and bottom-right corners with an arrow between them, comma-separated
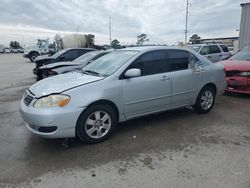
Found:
0,0 -> 248,47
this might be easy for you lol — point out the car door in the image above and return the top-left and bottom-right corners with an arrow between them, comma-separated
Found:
171,50 -> 206,107
209,45 -> 223,62
121,50 -> 172,119
200,45 -> 221,62
219,45 -> 230,60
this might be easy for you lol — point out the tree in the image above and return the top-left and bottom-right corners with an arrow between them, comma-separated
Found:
136,33 -> 149,45
86,34 -> 95,48
111,39 -> 121,49
189,34 -> 201,44
9,41 -> 21,49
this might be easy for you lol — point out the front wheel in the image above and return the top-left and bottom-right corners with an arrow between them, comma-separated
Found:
193,86 -> 215,114
76,104 -> 117,144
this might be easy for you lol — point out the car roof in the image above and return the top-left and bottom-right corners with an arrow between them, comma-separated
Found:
187,44 -> 226,46
118,46 -> 191,53
64,48 -> 97,51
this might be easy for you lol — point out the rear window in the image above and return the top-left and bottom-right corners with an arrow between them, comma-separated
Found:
220,45 -> 229,52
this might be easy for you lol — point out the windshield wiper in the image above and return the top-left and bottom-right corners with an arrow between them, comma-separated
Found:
82,70 -> 100,76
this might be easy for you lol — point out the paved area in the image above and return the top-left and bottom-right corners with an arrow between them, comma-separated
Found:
0,54 -> 249,188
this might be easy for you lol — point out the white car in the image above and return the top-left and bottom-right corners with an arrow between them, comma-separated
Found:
11,49 -> 19,53
20,46 -> 226,144
187,44 -> 231,62
5,48 -> 11,53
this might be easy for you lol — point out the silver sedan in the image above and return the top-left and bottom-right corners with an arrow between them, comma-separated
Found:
20,46 -> 226,144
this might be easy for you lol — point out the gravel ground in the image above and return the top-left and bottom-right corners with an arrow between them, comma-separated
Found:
0,54 -> 249,188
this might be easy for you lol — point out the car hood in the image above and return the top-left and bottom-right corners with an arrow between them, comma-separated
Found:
29,72 -> 104,98
41,61 -> 81,69
35,55 -> 53,61
219,60 -> 250,71
53,66 -> 83,74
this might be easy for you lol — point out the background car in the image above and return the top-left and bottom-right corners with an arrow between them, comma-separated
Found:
187,44 -> 231,62
4,48 -> 11,53
18,48 -> 24,53
11,48 -> 19,53
20,46 -> 226,144
40,50 -> 112,79
219,46 -> 250,94
34,48 -> 97,80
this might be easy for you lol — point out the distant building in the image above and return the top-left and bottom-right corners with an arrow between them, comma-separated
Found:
239,3 -> 250,49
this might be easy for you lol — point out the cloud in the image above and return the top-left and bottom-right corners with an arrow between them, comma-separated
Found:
0,0 -> 248,46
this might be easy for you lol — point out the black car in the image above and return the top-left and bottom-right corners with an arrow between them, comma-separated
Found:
34,48 -> 97,80
40,50 -> 112,80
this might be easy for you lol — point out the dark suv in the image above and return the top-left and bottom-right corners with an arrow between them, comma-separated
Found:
34,48 -> 96,80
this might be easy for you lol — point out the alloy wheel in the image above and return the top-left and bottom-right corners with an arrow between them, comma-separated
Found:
200,90 -> 214,110
84,111 -> 111,139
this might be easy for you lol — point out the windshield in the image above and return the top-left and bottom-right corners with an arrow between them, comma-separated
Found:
73,51 -> 100,63
50,49 -> 67,58
82,50 -> 138,77
187,45 -> 202,52
230,51 -> 250,61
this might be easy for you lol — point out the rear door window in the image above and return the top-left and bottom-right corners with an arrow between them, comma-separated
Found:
61,50 -> 79,61
208,45 -> 221,54
168,50 -> 189,71
78,49 -> 92,56
131,50 -> 170,76
200,46 -> 210,55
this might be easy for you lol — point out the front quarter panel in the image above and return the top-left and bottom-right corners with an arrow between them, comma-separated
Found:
63,77 -> 125,122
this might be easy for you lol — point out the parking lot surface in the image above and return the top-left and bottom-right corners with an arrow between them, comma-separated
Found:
0,54 -> 250,188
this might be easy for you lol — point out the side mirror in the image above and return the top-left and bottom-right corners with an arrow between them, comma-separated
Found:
125,68 -> 141,78
200,51 -> 206,55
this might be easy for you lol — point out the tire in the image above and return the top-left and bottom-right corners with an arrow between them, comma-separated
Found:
76,104 -> 117,144
193,86 -> 215,114
36,72 -> 43,81
29,53 -> 38,62
33,68 -> 37,75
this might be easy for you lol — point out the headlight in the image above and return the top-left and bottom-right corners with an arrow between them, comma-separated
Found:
239,72 -> 250,76
33,94 -> 70,108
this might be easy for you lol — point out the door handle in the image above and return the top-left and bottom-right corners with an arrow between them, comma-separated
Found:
207,56 -> 212,58
161,75 -> 170,81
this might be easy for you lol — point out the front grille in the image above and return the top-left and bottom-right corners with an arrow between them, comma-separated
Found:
226,71 -> 241,77
24,94 -> 33,106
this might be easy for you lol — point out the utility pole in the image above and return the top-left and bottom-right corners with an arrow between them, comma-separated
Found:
184,0 -> 190,44
109,16 -> 112,47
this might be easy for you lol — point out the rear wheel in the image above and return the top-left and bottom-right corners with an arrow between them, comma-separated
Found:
29,52 -> 38,62
193,86 -> 215,114
76,104 -> 117,144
